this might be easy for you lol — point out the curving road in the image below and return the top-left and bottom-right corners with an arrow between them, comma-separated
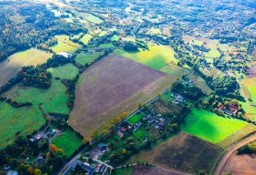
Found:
215,133 -> 256,175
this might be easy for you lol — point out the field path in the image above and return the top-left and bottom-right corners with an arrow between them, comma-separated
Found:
215,133 -> 256,175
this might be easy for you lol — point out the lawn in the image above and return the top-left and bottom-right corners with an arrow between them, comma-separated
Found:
75,51 -> 103,65
80,34 -> 93,45
182,108 -> 248,143
48,63 -> 79,80
51,35 -> 82,53
128,113 -> 144,124
114,43 -> 177,70
133,128 -> 149,140
4,79 -> 69,115
52,129 -> 83,158
0,102 -> 45,148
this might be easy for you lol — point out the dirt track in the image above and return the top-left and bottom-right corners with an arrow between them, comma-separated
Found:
215,134 -> 256,175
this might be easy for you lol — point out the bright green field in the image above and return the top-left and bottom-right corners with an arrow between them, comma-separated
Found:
48,63 -> 79,80
128,113 -> 144,124
182,108 -> 248,143
75,51 -> 103,65
114,44 -> 177,70
52,129 -> 82,158
4,79 -> 69,115
0,102 -> 45,148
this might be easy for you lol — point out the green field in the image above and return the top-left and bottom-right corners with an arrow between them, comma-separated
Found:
4,79 -> 69,115
99,43 -> 115,49
75,51 -> 103,65
114,43 -> 177,70
128,113 -> 144,124
113,168 -> 132,175
48,63 -> 79,80
85,13 -> 103,24
111,35 -> 119,41
52,129 -> 83,158
0,102 -> 45,148
182,108 -> 248,143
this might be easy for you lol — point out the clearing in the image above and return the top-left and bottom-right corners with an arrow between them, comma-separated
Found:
181,108 -> 248,143
0,48 -> 52,87
69,54 -> 175,138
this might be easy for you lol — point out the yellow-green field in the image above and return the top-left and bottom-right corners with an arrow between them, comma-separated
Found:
114,43 -> 178,70
98,31 -> 108,37
51,35 -> 82,53
241,77 -> 256,120
0,48 -> 52,87
80,34 -> 93,45
0,102 -> 45,148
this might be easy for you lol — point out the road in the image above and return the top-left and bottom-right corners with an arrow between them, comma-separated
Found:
57,146 -> 89,175
215,133 -> 256,175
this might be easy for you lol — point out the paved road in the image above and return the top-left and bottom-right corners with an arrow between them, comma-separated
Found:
215,133 -> 256,175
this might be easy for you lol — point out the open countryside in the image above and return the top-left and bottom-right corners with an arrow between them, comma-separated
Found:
0,0 -> 256,175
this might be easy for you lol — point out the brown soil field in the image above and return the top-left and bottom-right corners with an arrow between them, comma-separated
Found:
129,133 -> 223,175
132,165 -> 190,175
222,154 -> 256,175
69,54 -> 175,138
